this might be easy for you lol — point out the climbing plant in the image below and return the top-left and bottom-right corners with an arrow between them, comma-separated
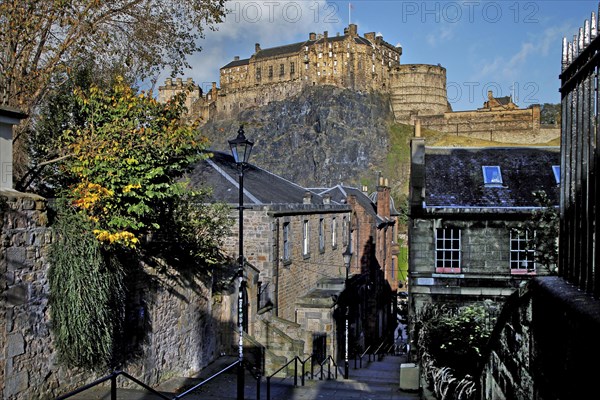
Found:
49,202 -> 126,370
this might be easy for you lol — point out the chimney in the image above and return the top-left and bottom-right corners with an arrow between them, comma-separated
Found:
234,56 -> 240,61
324,31 -> 328,39
303,192 -> 312,204
165,78 -> 173,86
365,32 -> 376,42
409,137 -> 426,215
415,119 -> 421,137
176,77 -> 183,86
255,43 -> 261,52
348,24 -> 358,37
376,177 -> 391,218
186,77 -> 194,85
309,32 -> 316,40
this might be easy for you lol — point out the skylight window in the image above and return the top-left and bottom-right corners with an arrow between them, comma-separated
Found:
552,165 -> 560,184
482,166 -> 503,185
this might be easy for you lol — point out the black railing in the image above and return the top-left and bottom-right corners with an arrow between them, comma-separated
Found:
56,360 -> 263,400
559,7 -> 600,298
56,370 -> 171,400
318,355 -> 338,380
354,345 -> 372,369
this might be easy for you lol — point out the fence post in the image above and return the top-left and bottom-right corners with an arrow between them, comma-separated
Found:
294,357 -> 298,387
301,360 -> 306,386
266,376 -> 271,400
110,373 -> 117,400
256,374 -> 261,400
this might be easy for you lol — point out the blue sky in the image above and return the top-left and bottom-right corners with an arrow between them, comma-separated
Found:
168,1 -> 598,111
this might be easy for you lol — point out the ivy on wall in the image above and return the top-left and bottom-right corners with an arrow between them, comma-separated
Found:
49,202 -> 125,370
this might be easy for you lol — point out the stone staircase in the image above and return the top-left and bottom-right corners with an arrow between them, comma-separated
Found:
255,315 -> 306,377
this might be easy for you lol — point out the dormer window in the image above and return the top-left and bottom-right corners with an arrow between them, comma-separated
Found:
482,166 -> 503,185
552,165 -> 560,184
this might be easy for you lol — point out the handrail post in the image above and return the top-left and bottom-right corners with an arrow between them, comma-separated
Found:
256,374 -> 261,400
294,357 -> 298,387
110,373 -> 117,400
328,359 -> 331,379
301,360 -> 306,386
266,376 -> 271,400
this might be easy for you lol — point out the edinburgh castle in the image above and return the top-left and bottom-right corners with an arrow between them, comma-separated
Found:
159,23 -> 559,145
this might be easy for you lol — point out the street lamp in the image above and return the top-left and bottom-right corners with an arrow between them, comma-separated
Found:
229,125 -> 254,400
342,245 -> 353,380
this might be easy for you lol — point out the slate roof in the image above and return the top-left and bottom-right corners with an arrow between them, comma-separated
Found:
310,185 -> 399,225
222,58 -> 250,69
423,147 -> 560,209
254,41 -> 314,60
186,151 -> 324,205
495,96 -> 512,106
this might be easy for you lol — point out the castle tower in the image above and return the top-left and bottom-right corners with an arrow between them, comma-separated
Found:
390,64 -> 449,123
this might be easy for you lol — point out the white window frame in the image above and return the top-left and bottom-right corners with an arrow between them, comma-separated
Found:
303,220 -> 310,256
510,231 -> 536,274
435,228 -> 461,273
552,165 -> 560,184
482,165 -> 503,185
331,217 -> 337,248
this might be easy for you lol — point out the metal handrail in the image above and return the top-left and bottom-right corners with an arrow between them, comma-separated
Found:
55,370 -> 170,400
354,345 -> 372,369
174,360 -> 240,399
318,356 -> 338,380
266,356 -> 300,400
56,360 -> 262,400
300,354 -> 314,385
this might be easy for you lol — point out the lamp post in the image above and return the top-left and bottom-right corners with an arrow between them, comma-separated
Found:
229,125 -> 254,400
342,245 -> 353,380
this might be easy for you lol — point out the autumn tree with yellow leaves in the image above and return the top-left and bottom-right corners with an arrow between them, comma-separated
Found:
48,78 -> 231,369
0,0 -> 226,185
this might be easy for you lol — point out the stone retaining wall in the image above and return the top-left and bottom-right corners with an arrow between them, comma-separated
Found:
0,190 -> 230,399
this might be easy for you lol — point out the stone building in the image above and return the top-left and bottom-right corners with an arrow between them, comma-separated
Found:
407,140 -> 560,320
310,180 -> 402,292
186,151 -> 356,373
309,181 -> 400,352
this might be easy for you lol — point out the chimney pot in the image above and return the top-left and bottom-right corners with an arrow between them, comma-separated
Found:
303,192 -> 312,204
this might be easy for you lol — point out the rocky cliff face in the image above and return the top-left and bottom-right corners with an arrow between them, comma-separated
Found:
201,85 -> 395,188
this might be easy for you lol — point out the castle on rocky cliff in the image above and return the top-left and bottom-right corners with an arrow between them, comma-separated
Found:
159,24 -> 559,144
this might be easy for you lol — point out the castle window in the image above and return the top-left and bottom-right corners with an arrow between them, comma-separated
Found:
329,43 -> 332,48
256,67 -> 261,80
329,51 -> 332,57
347,52 -> 350,58
334,60 -> 337,66
279,63 -> 284,76
268,65 -> 273,78
290,62 -> 295,75
319,52 -> 322,58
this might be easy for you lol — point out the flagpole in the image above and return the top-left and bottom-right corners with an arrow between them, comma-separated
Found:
349,2 -> 351,25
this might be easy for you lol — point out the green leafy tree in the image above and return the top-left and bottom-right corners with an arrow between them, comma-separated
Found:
417,304 -> 496,377
0,0 -> 226,184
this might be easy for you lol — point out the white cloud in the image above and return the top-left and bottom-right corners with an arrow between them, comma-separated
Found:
147,1 -> 341,92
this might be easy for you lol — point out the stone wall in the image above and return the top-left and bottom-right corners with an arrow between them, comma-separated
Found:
0,190 -> 231,399
480,277 -> 600,400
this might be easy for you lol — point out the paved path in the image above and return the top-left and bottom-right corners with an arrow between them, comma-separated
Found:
61,353 -> 421,400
